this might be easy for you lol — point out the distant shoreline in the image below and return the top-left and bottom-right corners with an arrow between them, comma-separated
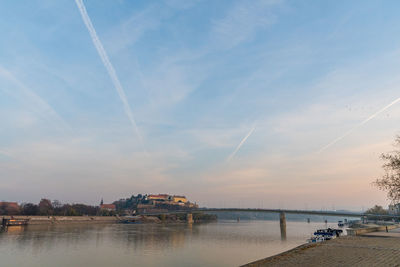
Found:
1,213 -> 216,226
2,215 -> 118,225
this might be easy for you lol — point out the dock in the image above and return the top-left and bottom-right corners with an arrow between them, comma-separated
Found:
2,217 -> 30,228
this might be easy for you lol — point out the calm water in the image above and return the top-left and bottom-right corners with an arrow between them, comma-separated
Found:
0,220 -> 340,267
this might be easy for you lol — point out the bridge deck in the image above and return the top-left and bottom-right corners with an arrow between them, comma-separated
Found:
137,208 -> 400,219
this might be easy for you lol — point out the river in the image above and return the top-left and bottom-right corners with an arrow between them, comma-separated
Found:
0,220 -> 341,266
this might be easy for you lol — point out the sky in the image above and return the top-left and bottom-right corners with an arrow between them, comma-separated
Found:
1,0 -> 400,211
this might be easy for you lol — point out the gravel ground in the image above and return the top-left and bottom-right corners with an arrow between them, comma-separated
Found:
243,235 -> 400,267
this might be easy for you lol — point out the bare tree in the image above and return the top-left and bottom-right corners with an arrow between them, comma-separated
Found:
38,198 -> 54,216
374,136 -> 400,203
366,205 -> 388,215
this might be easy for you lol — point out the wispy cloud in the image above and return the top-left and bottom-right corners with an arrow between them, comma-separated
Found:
74,0 -> 145,150
318,97 -> 400,153
0,150 -> 12,158
0,66 -> 70,131
212,0 -> 281,47
227,126 -> 256,162
104,4 -> 164,54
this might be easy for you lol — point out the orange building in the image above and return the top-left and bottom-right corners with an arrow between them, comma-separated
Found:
0,202 -> 20,215
100,204 -> 116,211
172,196 -> 188,204
148,194 -> 169,201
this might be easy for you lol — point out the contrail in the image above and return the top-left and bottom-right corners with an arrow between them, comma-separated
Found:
75,0 -> 145,150
0,66 -> 70,132
227,126 -> 256,162
318,97 -> 400,153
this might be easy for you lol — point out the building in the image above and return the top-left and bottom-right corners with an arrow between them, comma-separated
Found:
0,202 -> 20,215
0,202 -> 19,209
172,196 -> 188,204
100,204 -> 116,211
148,194 -> 169,201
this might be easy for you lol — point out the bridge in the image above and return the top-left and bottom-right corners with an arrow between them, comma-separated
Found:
137,208 -> 400,240
138,207 -> 400,219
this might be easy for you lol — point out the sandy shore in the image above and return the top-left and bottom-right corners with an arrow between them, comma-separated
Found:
243,235 -> 400,266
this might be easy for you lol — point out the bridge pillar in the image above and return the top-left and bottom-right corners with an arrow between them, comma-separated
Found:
279,212 -> 286,240
186,213 -> 193,224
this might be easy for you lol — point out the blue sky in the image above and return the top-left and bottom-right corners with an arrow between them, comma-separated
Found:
1,0 -> 400,210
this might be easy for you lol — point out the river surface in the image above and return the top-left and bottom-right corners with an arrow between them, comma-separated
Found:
0,220 -> 341,266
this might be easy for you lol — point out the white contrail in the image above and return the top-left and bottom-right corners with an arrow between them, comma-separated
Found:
318,97 -> 400,153
0,66 -> 71,132
227,126 -> 256,162
75,0 -> 145,149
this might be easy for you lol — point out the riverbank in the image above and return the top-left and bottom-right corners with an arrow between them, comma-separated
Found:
2,215 -> 118,225
1,213 -> 217,225
243,233 -> 400,266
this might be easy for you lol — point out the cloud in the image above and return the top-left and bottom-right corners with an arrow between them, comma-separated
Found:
144,60 -> 202,109
191,139 -> 390,209
0,137 -> 175,203
104,4 -> 164,54
0,66 -> 70,131
0,150 -> 12,159
212,0 -> 282,47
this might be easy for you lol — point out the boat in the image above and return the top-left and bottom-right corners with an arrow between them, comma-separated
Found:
307,228 -> 343,242
2,218 -> 30,227
314,228 -> 343,239
307,236 -> 325,243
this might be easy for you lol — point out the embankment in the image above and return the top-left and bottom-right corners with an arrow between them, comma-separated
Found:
243,235 -> 400,266
2,215 -> 118,225
243,224 -> 400,266
346,224 -> 398,235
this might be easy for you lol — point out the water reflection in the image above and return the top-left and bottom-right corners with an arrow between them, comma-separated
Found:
0,221 -> 339,267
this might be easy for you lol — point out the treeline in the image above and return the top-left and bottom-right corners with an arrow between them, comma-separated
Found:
113,194 -> 148,210
0,199 -> 112,216
365,205 -> 391,221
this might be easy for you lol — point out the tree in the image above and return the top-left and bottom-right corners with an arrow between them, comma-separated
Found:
374,136 -> 400,203
366,205 -> 388,215
0,203 -> 7,215
365,205 -> 389,221
38,198 -> 54,216
71,204 -> 98,216
52,200 -> 63,209
21,203 -> 39,215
